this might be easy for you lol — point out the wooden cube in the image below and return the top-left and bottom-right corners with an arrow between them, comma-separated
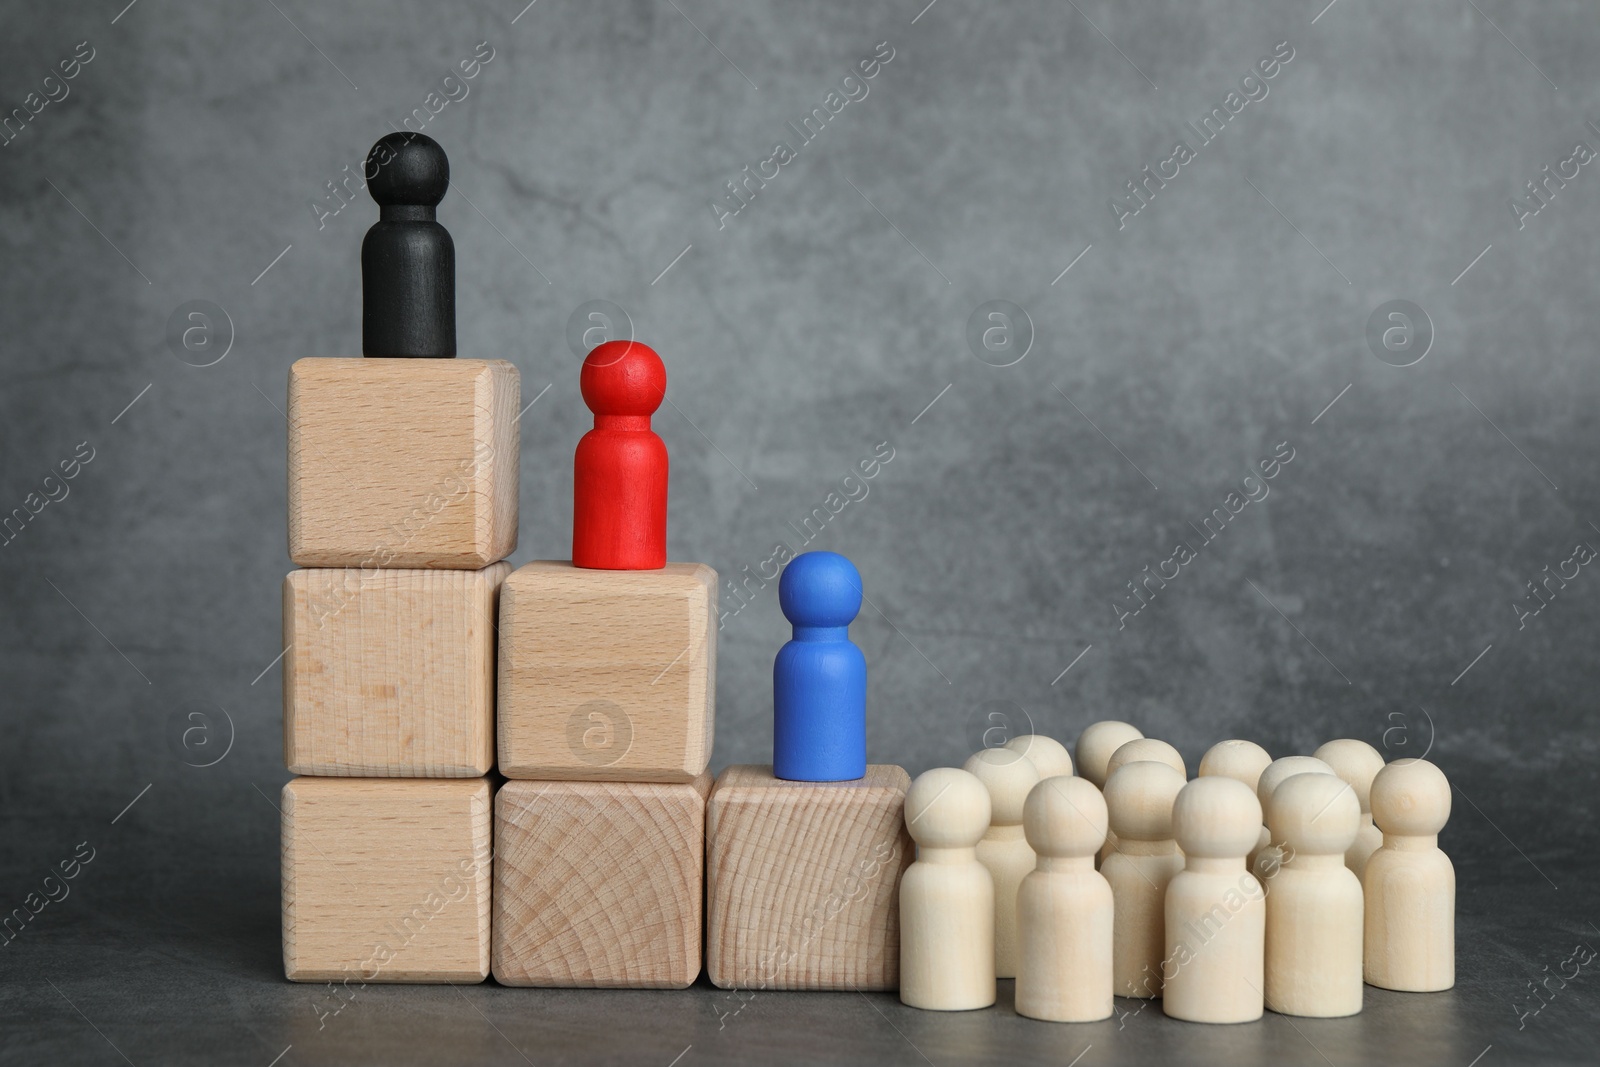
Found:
492,775 -> 711,987
281,777 -> 491,983
706,765 -> 913,991
283,563 -> 508,777
288,357 -> 519,569
497,561 -> 717,782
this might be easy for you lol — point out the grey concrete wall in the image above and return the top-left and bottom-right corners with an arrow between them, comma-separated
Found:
1,0 -> 1594,897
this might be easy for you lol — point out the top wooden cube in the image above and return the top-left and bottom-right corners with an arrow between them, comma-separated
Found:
288,358 -> 519,569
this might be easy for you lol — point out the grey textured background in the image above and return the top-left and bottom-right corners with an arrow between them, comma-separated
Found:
2,1 -> 1597,1064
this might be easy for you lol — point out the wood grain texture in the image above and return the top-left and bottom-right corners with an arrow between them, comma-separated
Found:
283,563 -> 508,777
281,777 -> 492,983
705,765 -> 911,992
497,561 -> 716,782
492,775 -> 711,988
288,358 -> 518,569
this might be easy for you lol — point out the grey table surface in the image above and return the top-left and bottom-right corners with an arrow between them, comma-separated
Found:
4,0 -> 1600,1062
2,754 -> 1596,1066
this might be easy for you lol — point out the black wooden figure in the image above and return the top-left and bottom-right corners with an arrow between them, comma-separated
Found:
361,132 -> 455,357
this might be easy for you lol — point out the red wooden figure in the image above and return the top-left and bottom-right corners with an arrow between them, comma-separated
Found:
572,340 -> 669,570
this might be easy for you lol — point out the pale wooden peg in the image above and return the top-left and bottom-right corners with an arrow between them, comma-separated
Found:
1101,738 -> 1185,865
1163,777 -> 1266,1024
1365,758 -> 1454,992
1264,773 -> 1363,1017
1313,739 -> 1386,878
1074,721 -> 1144,788
1004,734 -> 1073,779
1106,737 -> 1187,780
1075,721 -> 1143,867
900,768 -> 995,1010
1252,755 -> 1334,878
1198,739 -> 1272,791
1102,761 -> 1186,998
963,748 -> 1041,979
1015,776 -> 1113,1022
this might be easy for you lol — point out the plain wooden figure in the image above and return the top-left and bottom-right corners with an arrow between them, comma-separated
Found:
572,340 -> 668,570
1264,772 -> 1363,1017
1364,758 -> 1454,992
1074,720 -> 1144,788
1075,721 -> 1142,864
1106,737 -> 1187,781
963,748 -> 1041,979
1015,776 -> 1113,1022
773,551 -> 867,782
1163,777 -> 1266,1024
1004,734 -> 1073,778
1199,741 -> 1273,869
361,132 -> 454,358
900,767 -> 995,1010
1252,755 -> 1334,878
1100,737 -> 1185,865
1102,761 -> 1187,998
1314,738 -> 1387,877
1198,739 -> 1272,791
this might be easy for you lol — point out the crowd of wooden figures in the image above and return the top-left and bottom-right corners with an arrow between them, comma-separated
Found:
277,134 -> 1451,1025
900,726 -> 1453,1022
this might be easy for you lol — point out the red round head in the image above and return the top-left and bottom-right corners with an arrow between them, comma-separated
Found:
581,341 -> 666,417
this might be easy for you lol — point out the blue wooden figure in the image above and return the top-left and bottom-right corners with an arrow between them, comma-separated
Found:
773,551 -> 868,782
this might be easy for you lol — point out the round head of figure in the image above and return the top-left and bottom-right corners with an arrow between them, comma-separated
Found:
1074,720 -> 1144,788
1313,739 -> 1386,814
580,341 -> 666,418
904,767 -> 991,849
1172,777 -> 1263,859
1370,758 -> 1451,838
1198,739 -> 1273,791
1024,776 -> 1107,859
963,747 -> 1042,827
1004,734 -> 1073,779
778,551 -> 863,629
1257,755 -> 1335,810
365,132 -> 449,209
1103,760 -> 1187,843
1106,737 -> 1186,781
1267,772 -> 1360,857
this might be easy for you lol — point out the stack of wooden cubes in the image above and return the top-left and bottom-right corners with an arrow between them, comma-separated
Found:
490,340 -> 718,988
280,357 -> 519,985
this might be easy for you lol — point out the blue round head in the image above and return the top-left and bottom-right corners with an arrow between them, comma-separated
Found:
779,551 -> 862,628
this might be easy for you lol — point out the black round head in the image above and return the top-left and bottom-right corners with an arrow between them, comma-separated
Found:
365,133 -> 449,208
